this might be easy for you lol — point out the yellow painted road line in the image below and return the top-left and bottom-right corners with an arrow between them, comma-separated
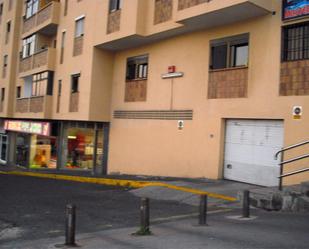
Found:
0,171 -> 237,202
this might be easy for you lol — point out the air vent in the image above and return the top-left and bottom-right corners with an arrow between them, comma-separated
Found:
113,110 -> 193,120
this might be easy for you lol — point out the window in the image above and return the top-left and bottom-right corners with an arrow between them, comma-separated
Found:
60,31 -> 66,64
22,34 -> 36,58
8,0 -> 12,11
109,0 -> 122,12
64,0 -> 68,16
25,0 -> 38,19
75,17 -> 84,37
31,71 -> 53,96
2,55 -> 8,78
126,55 -> 148,81
71,74 -> 80,93
58,80 -> 62,96
282,22 -> 309,61
5,21 -> 11,44
210,34 -> 249,70
1,88 -> 5,102
0,3 -> 3,16
16,86 -> 21,98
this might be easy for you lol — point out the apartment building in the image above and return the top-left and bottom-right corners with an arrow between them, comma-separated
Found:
0,0 -> 308,187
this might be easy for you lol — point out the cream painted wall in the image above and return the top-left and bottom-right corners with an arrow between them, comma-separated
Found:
108,1 -> 309,185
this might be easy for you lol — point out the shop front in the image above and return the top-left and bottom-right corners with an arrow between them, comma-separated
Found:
4,120 -> 109,175
0,120 -> 8,165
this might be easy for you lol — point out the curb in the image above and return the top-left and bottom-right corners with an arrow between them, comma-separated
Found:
0,171 -> 237,202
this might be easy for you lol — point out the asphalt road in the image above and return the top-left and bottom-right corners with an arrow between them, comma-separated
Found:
0,174 -> 196,247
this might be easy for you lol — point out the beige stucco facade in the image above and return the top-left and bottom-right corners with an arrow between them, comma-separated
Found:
0,0 -> 308,186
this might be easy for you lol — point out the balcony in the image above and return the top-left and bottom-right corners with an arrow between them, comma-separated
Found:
15,96 -> 53,119
22,1 -> 60,38
176,0 -> 272,29
19,48 -> 56,78
97,0 -> 271,51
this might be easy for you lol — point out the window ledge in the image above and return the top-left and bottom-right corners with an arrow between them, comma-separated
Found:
209,66 -> 248,73
126,78 -> 147,82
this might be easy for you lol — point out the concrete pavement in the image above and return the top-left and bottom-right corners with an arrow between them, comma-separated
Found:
3,209 -> 308,249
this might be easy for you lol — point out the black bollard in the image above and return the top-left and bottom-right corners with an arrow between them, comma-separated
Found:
65,204 -> 76,246
242,190 -> 250,218
133,198 -> 151,235
199,194 -> 208,225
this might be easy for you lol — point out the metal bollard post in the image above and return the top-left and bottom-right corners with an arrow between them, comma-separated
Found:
242,190 -> 250,218
199,194 -> 208,225
140,198 -> 150,233
65,204 -> 76,246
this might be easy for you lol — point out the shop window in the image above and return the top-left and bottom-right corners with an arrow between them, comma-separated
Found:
282,22 -> 309,61
1,88 -> 5,102
75,17 -> 84,37
30,135 -> 58,169
126,55 -> 148,81
22,34 -> 36,59
210,33 -> 249,70
71,74 -> 79,93
62,126 -> 95,170
25,0 -> 38,19
16,86 -> 21,98
0,135 -> 8,164
109,0 -> 122,12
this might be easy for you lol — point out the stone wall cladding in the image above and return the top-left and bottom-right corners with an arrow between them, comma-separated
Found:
33,50 -> 48,69
16,98 -> 30,113
73,36 -> 83,56
37,3 -> 52,26
208,67 -> 248,99
178,0 -> 210,10
107,10 -> 121,34
280,60 -> 309,96
19,57 -> 33,73
23,15 -> 36,34
69,92 -> 79,112
125,80 -> 147,102
154,0 -> 173,24
29,96 -> 44,113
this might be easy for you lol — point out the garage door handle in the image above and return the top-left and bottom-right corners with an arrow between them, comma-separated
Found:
227,164 -> 232,169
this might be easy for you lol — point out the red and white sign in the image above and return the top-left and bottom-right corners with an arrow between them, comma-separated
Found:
168,66 -> 176,73
4,120 -> 50,136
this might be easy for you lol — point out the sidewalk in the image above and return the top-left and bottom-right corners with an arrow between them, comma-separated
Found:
3,209 -> 308,249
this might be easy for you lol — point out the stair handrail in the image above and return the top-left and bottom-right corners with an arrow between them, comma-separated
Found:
275,139 -> 309,191
275,140 -> 309,159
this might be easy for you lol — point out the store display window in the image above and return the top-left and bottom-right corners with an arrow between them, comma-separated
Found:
29,135 -> 57,169
62,127 -> 95,170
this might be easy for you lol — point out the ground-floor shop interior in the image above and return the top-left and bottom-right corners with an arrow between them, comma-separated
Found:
1,119 -> 109,175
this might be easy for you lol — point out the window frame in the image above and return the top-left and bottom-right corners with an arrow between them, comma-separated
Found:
22,34 -> 36,59
25,0 -> 39,19
126,55 -> 149,81
109,0 -> 122,13
31,71 -> 51,97
210,34 -> 249,70
282,21 -> 309,62
71,74 -> 80,93
74,16 -> 85,38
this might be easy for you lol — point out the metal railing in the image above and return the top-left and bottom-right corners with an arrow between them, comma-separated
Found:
275,140 -> 309,190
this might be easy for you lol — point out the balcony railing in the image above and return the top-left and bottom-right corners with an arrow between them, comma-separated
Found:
22,1 -> 60,36
15,96 -> 52,118
19,48 -> 56,76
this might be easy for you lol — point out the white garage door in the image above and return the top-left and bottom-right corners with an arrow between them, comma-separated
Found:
223,119 -> 284,187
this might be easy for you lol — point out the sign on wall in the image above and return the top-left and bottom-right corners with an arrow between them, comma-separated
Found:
282,0 -> 309,20
4,120 -> 50,136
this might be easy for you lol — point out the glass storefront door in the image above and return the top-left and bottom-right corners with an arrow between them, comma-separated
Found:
16,133 -> 30,167
0,134 -> 8,165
